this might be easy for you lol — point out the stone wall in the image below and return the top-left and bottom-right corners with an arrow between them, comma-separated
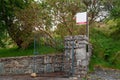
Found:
0,54 -> 64,75
0,35 -> 92,80
64,35 -> 92,79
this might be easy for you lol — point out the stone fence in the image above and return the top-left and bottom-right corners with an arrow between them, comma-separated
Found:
0,35 -> 92,79
64,35 -> 92,79
0,54 -> 64,75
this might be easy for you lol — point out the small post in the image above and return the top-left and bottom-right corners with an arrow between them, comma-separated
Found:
33,35 -> 37,73
71,36 -> 74,76
31,34 -> 39,77
86,12 -> 89,40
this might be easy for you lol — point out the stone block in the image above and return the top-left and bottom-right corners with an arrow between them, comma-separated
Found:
75,48 -> 86,60
81,60 -> 88,66
46,64 -> 53,72
0,63 -> 4,74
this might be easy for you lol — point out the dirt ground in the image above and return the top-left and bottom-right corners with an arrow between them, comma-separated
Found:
0,76 -> 70,80
0,68 -> 120,80
0,72 -> 71,80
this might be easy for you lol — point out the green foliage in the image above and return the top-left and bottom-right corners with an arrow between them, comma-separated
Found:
110,0 -> 120,40
0,0 -> 33,49
110,20 -> 120,40
111,0 -> 120,18
46,0 -> 86,36
0,22 -> 5,47
53,38 -> 64,52
0,45 -> 60,58
0,0 -> 113,48
89,27 -> 120,70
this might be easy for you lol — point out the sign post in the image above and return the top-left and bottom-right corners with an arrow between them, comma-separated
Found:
71,12 -> 89,77
76,12 -> 89,39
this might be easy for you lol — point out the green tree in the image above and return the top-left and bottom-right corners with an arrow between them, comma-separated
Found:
45,0 -> 86,38
45,0 -> 112,38
15,1 -> 59,47
0,0 -> 32,48
110,0 -> 120,39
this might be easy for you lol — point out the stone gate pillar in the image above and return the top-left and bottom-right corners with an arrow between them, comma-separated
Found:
64,35 -> 92,79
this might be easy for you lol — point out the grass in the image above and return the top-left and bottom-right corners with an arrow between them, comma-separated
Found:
0,45 -> 60,58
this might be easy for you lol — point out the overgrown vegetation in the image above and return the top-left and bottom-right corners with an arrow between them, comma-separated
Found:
0,0 -> 120,70
89,26 -> 120,70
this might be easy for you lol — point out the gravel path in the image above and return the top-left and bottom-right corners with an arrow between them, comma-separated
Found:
88,68 -> 120,80
0,68 -> 120,80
